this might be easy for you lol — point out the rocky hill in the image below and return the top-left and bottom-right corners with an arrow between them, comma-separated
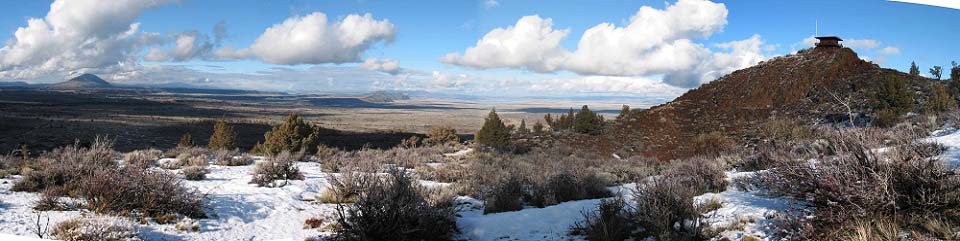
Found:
48,73 -> 112,89
568,46 -> 936,160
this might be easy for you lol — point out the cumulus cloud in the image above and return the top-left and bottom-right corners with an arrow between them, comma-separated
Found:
360,58 -> 400,74
529,76 -> 686,96
227,12 -> 396,65
844,38 -> 881,51
439,15 -> 570,72
879,46 -> 901,55
143,31 -> 215,62
889,0 -> 960,10
0,0 -> 175,79
664,35 -> 766,87
441,0 -> 757,87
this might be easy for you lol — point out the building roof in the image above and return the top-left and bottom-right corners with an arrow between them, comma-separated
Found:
815,36 -> 843,41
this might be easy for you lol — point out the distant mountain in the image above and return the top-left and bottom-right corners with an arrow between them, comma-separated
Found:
361,91 -> 411,102
49,74 -> 112,89
0,81 -> 30,87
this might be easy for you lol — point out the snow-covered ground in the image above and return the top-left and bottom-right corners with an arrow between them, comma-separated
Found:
929,128 -> 960,168
5,131 -> 959,241
696,171 -> 796,241
0,161 -> 339,241
456,197 -> 599,241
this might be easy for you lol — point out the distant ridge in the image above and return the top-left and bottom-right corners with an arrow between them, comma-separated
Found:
49,74 -> 112,89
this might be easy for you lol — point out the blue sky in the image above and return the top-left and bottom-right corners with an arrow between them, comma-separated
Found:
0,0 -> 957,97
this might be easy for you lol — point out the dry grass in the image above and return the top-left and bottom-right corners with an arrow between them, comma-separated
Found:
181,166 -> 209,180
51,215 -> 140,241
122,149 -> 162,169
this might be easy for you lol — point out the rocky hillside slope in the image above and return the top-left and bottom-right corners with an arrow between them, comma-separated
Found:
571,46 -> 936,160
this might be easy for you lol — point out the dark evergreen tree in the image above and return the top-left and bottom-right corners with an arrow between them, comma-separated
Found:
178,133 -> 195,147
574,105 -> 603,134
617,105 -> 630,120
532,121 -> 544,135
516,119 -> 529,134
475,109 -> 511,149
909,61 -> 920,76
208,119 -> 238,150
923,82 -> 956,113
253,112 -> 323,155
930,66 -> 943,80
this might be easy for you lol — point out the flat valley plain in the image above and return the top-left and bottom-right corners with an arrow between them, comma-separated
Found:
0,87 -> 661,152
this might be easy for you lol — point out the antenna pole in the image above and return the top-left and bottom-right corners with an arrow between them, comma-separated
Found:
815,19 -> 818,36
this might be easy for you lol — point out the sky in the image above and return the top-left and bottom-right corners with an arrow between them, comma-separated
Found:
0,0 -> 957,98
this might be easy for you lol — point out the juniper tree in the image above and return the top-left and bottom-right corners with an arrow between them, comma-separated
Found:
532,121 -> 544,135
923,82 -> 956,113
425,125 -> 459,145
178,133 -> 195,147
208,119 -> 238,150
870,75 -> 915,127
930,66 -> 943,80
617,105 -> 630,120
475,109 -> 511,149
950,61 -> 960,101
574,105 -> 604,135
253,112 -> 323,155
516,119 -> 529,134
909,61 -> 920,76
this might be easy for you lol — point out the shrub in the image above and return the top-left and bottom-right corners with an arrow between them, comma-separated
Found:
571,197 -> 635,241
332,169 -> 457,241
475,109 -> 511,149
51,215 -> 140,241
180,153 -> 210,167
425,125 -> 459,146
923,82 -> 957,114
12,137 -> 118,192
252,112 -> 324,155
764,129 -> 960,237
181,166 -> 209,180
123,149 -> 162,170
483,175 -> 524,214
250,151 -> 304,187
78,168 -> 206,218
213,149 -> 252,166
178,133 -> 195,148
304,217 -> 325,229
664,157 -> 728,194
207,119 -> 238,150
692,131 -> 736,158
632,177 -> 706,240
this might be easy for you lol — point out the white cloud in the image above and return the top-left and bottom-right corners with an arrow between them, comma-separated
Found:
233,12 -> 395,65
529,76 -> 686,96
879,46 -> 901,55
889,0 -> 960,10
664,34 -> 767,87
844,38 -> 881,50
360,58 -> 400,75
0,0 -> 175,79
484,0 -> 500,8
439,15 -> 570,72
144,31 -> 214,62
441,0 -> 752,87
